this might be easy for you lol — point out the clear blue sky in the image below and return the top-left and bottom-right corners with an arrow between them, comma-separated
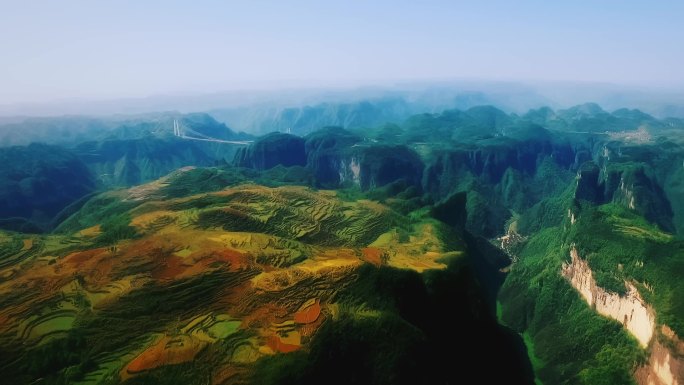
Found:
1,0 -> 683,103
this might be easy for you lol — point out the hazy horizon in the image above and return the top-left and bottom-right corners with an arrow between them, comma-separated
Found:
2,0 -> 684,107
3,79 -> 684,120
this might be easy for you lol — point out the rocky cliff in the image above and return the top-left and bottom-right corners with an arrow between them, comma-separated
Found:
635,329 -> 684,385
233,132 -> 307,170
234,128 -> 423,191
562,247 -> 655,347
562,247 -> 684,385
574,161 -> 674,231
311,145 -> 423,190
423,138 -> 577,199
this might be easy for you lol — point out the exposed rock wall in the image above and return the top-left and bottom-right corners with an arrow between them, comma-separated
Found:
573,161 -> 674,231
562,247 -> 684,385
315,145 -> 423,190
338,157 -> 361,186
561,247 -> 655,347
635,327 -> 684,385
232,133 -> 306,170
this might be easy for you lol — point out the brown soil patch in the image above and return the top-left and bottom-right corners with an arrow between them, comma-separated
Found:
64,248 -> 107,266
240,303 -> 289,329
210,248 -> 248,269
21,239 -> 33,251
266,334 -> 301,353
361,247 -> 384,266
299,310 -> 326,338
151,256 -> 185,280
294,300 -> 321,324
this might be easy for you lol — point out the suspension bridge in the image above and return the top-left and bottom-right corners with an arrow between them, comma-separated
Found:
172,119 -> 252,145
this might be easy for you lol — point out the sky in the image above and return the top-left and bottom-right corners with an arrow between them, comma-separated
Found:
1,0 -> 683,104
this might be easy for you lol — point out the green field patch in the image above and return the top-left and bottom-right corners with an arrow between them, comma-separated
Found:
208,320 -> 241,339
32,316 -> 75,337
174,248 -> 193,258
369,230 -> 395,247
21,310 -> 77,342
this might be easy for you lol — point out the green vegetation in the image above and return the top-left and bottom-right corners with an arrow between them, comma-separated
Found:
2,102 -> 684,385
500,227 -> 645,385
522,332 -> 545,385
55,193 -> 139,234
0,143 -> 96,232
566,203 -> 684,334
96,213 -> 138,245
0,235 -> 29,269
161,167 -> 252,197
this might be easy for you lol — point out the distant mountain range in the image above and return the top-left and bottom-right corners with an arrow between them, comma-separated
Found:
1,103 -> 682,234
3,81 -> 684,121
1,99 -> 684,384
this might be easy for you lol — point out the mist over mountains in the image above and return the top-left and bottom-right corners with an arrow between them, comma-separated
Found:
2,81 -> 684,125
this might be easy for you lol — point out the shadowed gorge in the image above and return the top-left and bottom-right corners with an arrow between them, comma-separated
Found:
0,143 -> 96,232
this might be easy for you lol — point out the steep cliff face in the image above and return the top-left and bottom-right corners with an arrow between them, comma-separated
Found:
326,145 -> 423,190
562,247 -> 655,347
304,127 -> 362,187
353,145 -> 424,190
421,139 -> 577,237
233,132 -> 307,170
562,247 -> 684,385
337,156 -> 361,186
635,330 -> 684,385
574,161 -> 674,231
235,128 -> 424,191
663,158 -> 684,236
575,162 -> 604,203
423,139 -> 577,200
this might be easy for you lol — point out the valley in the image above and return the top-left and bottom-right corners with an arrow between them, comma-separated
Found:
4,1 -> 684,383
0,102 -> 683,384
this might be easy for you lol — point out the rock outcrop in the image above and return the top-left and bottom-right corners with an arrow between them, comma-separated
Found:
574,161 -> 674,231
422,138 -> 578,204
635,330 -> 684,385
562,247 -> 655,347
562,247 -> 684,385
235,128 -> 423,191
233,133 -> 306,170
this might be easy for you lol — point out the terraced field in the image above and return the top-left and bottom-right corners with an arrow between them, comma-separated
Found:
0,180 -> 465,384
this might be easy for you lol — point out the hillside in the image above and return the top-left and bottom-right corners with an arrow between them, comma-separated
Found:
0,172 -> 533,385
227,104 -> 684,384
1,102 -> 684,384
0,143 -> 96,232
